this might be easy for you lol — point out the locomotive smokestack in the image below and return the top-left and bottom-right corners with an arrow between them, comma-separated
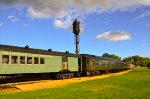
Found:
73,19 -> 80,56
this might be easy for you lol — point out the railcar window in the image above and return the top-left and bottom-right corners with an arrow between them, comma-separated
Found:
62,56 -> 68,70
102,62 -> 106,66
11,56 -> 18,64
96,61 -> 99,65
107,62 -> 110,66
90,61 -> 93,66
40,58 -> 45,64
93,60 -> 97,66
27,57 -> 32,64
34,57 -> 39,64
109,62 -> 112,66
99,62 -> 102,65
20,56 -> 25,64
2,55 -> 9,64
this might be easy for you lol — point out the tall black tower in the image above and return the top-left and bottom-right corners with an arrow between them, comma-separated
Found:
73,19 -> 80,56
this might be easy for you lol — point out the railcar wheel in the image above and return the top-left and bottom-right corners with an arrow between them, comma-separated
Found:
95,71 -> 100,75
74,72 -> 81,77
90,72 -> 95,76
55,74 -> 61,80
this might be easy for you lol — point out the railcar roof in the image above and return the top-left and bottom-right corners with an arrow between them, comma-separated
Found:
80,54 -> 122,62
0,44 -> 78,57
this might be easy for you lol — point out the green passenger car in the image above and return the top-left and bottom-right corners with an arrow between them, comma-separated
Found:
79,54 -> 130,76
0,45 -> 78,76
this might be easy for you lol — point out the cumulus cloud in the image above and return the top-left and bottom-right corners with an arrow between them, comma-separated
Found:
1,0 -> 150,29
7,15 -> 19,22
54,20 -> 63,28
96,31 -> 131,42
53,16 -> 73,30
53,19 -> 72,29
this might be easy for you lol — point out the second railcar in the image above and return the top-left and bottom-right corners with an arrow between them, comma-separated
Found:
79,54 -> 129,76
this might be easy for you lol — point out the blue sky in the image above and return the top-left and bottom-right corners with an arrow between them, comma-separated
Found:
0,0 -> 150,58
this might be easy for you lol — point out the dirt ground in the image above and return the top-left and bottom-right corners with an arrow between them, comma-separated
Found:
0,70 -> 132,94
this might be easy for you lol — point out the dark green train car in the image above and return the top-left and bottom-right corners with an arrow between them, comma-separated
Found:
0,44 -> 78,79
79,54 -> 130,76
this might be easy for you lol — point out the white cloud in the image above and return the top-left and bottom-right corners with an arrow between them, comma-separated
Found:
1,0 -> 150,29
109,0 -> 150,11
96,31 -> 131,42
11,18 -> 19,22
135,11 -> 150,20
54,20 -> 63,28
1,0 -> 150,19
8,15 -> 16,19
7,15 -> 19,22
53,19 -> 72,30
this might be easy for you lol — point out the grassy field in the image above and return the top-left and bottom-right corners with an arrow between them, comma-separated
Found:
0,67 -> 150,99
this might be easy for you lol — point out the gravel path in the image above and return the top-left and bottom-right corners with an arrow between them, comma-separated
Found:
16,70 -> 131,91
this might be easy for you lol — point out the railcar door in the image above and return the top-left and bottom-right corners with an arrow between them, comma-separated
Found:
62,56 -> 68,71
78,58 -> 82,72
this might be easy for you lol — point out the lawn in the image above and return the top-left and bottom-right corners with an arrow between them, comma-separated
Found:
0,67 -> 150,99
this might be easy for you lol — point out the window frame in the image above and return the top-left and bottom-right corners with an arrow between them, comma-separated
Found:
27,57 -> 32,64
20,56 -> 26,64
2,55 -> 10,64
40,57 -> 45,64
11,56 -> 18,64
34,57 -> 39,64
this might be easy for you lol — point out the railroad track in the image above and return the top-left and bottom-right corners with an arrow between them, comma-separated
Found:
0,74 -> 54,86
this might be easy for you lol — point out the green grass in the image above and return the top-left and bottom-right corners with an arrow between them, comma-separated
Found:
0,67 -> 150,99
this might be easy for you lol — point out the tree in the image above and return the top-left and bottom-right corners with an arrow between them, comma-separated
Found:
123,57 -> 132,64
123,55 -> 150,67
102,53 -> 121,60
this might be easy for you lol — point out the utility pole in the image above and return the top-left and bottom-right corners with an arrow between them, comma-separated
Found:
73,19 -> 80,56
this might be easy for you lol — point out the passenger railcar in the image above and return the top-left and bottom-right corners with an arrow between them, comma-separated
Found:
0,44 -> 78,79
0,44 -> 131,79
79,54 -> 129,76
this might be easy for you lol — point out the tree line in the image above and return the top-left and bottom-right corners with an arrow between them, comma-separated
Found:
102,53 -> 150,67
